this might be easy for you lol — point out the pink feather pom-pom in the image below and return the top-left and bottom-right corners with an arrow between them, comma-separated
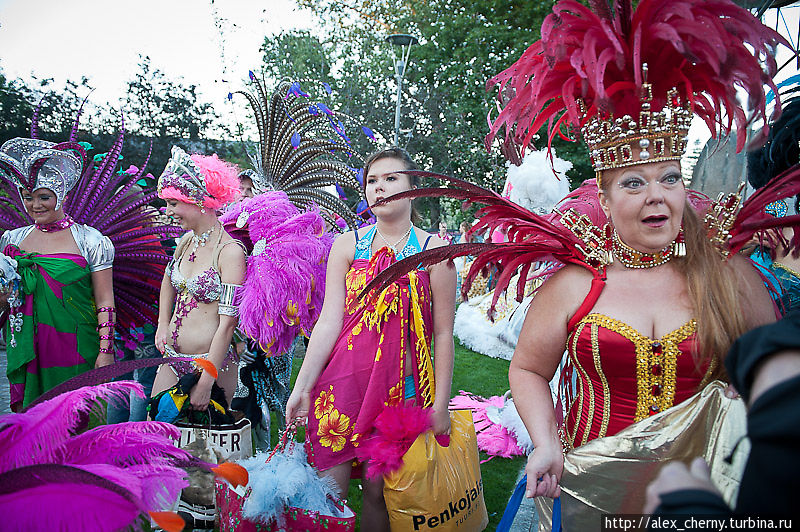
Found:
355,405 -> 432,479
190,153 -> 241,209
220,192 -> 334,355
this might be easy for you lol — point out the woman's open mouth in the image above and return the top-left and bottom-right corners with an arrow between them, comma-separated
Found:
642,214 -> 668,228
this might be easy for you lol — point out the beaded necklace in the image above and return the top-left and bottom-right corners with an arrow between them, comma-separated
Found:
612,231 -> 673,269
188,224 -> 216,262
35,215 -> 75,233
376,224 -> 413,254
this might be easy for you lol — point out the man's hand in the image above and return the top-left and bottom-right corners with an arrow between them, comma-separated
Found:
644,458 -> 721,514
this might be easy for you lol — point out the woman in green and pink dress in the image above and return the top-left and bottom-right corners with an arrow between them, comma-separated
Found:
0,138 -> 115,411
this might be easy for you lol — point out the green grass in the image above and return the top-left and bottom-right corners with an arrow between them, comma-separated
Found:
267,340 -> 524,531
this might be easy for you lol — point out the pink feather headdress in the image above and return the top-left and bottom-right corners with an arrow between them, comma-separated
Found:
158,146 -> 241,210
486,0 -> 789,178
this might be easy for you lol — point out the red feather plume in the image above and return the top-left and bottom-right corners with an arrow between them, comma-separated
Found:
486,0 -> 789,159
727,165 -> 800,257
362,172 -> 587,317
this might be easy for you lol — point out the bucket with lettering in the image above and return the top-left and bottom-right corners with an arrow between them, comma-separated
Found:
383,409 -> 489,532
174,416 -> 253,529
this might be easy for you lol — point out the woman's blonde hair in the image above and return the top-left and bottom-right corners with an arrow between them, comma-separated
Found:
673,206 -> 749,381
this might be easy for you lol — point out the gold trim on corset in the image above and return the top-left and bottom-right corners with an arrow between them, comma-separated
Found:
579,314 -> 696,422
564,326 -> 582,450
567,321 -> 595,447
590,323 -> 611,438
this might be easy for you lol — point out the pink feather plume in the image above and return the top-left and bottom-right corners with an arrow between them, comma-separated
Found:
450,392 -> 526,460
221,192 -> 333,355
354,405 -> 432,479
190,153 -> 242,209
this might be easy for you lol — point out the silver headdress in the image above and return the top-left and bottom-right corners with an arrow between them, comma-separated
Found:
0,138 -> 83,210
235,76 -> 369,230
157,146 -> 208,206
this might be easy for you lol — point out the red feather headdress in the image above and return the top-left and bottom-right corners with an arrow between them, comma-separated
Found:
486,0 -> 789,177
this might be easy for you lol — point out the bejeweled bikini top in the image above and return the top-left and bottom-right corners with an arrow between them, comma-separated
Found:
166,233 -> 244,304
167,261 -> 222,304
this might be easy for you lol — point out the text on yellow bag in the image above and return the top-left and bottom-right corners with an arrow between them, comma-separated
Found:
383,409 -> 488,532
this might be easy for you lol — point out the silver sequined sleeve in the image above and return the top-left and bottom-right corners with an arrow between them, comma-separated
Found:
0,226 -> 33,251
218,283 -> 242,316
72,224 -> 115,272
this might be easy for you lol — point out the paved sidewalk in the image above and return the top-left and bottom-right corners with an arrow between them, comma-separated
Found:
0,348 -> 10,414
508,469 -> 538,532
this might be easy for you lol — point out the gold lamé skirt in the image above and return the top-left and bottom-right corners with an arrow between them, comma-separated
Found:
535,381 -> 748,531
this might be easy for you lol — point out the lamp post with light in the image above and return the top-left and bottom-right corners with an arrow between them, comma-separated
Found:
385,33 -> 419,145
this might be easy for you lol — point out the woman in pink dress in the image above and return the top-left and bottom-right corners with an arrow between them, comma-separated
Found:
286,147 -> 456,531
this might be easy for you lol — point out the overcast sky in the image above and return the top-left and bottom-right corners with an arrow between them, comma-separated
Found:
0,0 -> 315,128
0,0 -> 797,149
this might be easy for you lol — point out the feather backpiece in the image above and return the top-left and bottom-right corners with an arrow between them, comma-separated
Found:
235,77 -> 373,231
0,113 -> 182,343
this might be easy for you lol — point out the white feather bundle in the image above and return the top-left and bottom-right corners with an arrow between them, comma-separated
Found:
504,149 -> 572,214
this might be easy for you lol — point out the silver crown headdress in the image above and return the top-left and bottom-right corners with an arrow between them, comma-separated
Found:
0,138 -> 84,210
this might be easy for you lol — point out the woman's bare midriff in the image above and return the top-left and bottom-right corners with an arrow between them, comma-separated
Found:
168,300 -> 220,354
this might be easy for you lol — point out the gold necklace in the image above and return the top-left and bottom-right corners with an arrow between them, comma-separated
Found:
376,225 -> 413,253
612,230 -> 673,269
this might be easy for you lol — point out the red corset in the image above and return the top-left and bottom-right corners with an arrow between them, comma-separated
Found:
563,313 -> 710,449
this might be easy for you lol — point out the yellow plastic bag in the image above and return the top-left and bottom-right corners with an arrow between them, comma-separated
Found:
383,409 -> 488,532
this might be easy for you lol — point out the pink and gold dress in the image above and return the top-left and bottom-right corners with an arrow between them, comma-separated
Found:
307,227 -> 435,471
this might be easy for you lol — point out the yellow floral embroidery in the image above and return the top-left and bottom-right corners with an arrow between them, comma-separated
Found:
317,409 -> 351,452
314,385 -> 335,420
386,382 -> 403,407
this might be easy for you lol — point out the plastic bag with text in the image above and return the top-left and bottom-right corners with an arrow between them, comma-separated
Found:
383,409 -> 488,532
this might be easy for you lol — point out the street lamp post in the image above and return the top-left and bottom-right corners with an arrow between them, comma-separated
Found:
386,34 -> 418,146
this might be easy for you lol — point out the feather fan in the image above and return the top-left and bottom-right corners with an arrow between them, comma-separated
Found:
234,76 -> 375,231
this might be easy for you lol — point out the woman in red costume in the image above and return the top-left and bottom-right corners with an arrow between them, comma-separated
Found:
363,0 -> 799,528
285,147 -> 456,531
492,0 -> 797,526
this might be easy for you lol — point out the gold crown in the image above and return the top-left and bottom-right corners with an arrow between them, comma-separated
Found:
581,64 -> 692,177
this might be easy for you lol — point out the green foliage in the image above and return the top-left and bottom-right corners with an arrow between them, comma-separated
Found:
260,31 -> 332,81
0,68 -> 34,140
259,0 -> 592,227
0,58 -> 246,188
124,56 -> 217,141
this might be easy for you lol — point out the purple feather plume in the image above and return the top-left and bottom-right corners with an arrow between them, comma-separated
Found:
0,464 -> 147,532
0,381 -> 143,472
220,192 -> 333,355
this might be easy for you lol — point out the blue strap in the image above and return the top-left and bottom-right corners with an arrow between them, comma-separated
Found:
496,475 -> 527,532
552,497 -> 562,532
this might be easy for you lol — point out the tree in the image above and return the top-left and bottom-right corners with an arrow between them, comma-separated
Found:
0,68 -> 34,140
260,30 -> 332,81
258,0 -> 590,228
124,56 -> 218,141
119,55 -> 248,180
